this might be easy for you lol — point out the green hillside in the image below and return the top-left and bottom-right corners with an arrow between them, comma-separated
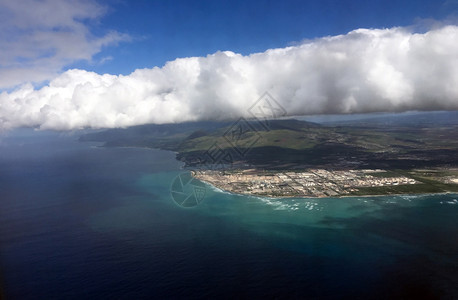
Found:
80,117 -> 458,170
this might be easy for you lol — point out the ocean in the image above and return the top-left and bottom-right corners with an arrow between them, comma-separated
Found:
0,129 -> 457,299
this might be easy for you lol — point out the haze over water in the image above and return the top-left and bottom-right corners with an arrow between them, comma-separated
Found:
0,130 -> 457,299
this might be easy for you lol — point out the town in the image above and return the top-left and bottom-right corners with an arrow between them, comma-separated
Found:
192,169 -> 418,197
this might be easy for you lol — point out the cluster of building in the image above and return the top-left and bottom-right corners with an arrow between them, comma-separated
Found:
192,168 -> 418,198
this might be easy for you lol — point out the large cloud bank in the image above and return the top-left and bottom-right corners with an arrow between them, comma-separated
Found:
1,25 -> 458,130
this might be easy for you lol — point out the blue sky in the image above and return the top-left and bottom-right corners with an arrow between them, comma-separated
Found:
76,0 -> 457,75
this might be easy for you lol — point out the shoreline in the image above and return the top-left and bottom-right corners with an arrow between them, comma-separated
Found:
81,142 -> 458,199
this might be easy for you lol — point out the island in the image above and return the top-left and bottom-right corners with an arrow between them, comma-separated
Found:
80,112 -> 458,198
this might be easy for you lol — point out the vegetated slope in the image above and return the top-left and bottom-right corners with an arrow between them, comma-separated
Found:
80,115 -> 458,170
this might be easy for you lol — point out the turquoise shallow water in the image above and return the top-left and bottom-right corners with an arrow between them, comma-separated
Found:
0,130 -> 457,299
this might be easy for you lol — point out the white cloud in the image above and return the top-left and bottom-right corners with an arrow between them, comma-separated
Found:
99,56 -> 114,65
1,25 -> 458,130
0,0 -> 128,89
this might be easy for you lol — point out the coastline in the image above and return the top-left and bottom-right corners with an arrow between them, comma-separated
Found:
80,142 -> 458,200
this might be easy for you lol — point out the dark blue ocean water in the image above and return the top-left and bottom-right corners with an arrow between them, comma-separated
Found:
0,129 -> 457,299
